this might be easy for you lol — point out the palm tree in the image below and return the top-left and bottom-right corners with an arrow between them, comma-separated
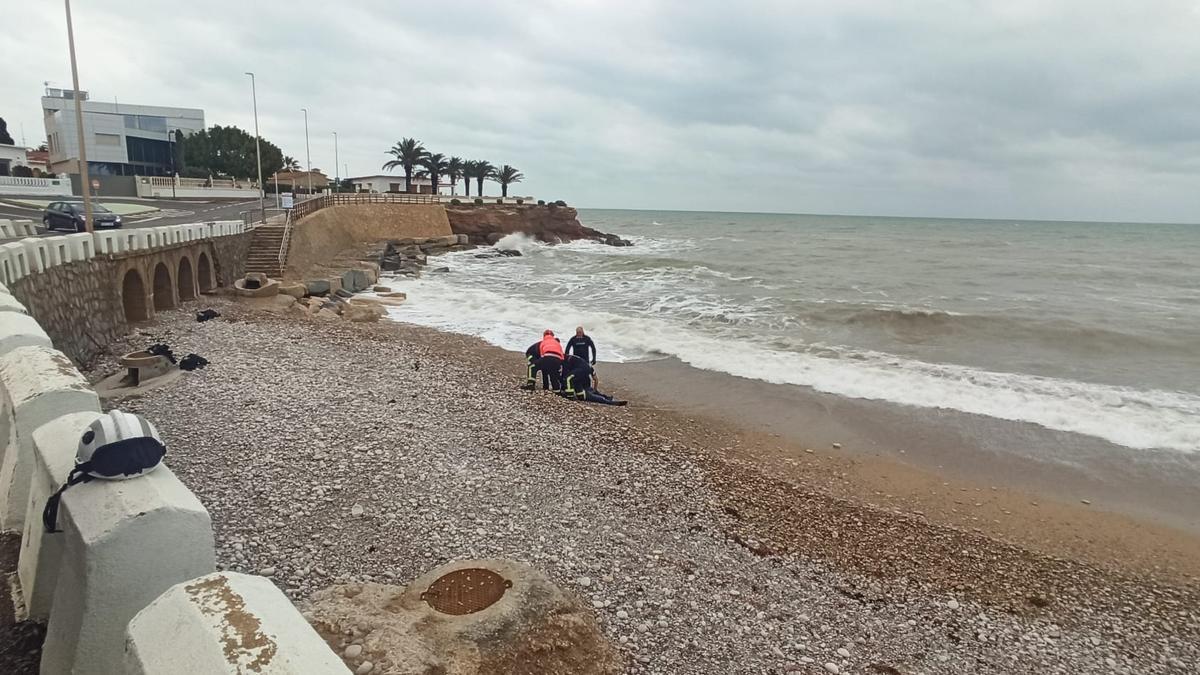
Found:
461,160 -> 477,197
494,165 -> 525,198
382,138 -> 427,193
419,153 -> 449,196
473,160 -> 496,197
446,157 -> 464,196
282,156 -> 301,171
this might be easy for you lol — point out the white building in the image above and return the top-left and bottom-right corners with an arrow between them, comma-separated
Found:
0,144 -> 26,175
347,174 -> 452,194
42,88 -> 204,177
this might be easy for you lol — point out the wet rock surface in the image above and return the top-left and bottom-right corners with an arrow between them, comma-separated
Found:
447,204 -> 631,246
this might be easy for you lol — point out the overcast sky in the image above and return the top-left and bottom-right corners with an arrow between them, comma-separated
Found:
2,1 -> 1199,222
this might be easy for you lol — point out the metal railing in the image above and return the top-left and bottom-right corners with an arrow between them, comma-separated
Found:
278,209 -> 293,271
290,192 -> 440,221
239,207 -> 287,230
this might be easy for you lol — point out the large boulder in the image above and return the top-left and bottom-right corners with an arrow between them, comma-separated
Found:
305,279 -> 332,296
342,269 -> 371,293
303,559 -> 621,675
342,302 -> 384,323
279,283 -> 307,299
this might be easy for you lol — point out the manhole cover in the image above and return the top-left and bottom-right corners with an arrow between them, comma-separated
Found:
421,568 -> 512,615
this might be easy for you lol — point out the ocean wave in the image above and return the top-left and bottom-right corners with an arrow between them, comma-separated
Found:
373,279 -> 1200,453
804,305 -> 1196,354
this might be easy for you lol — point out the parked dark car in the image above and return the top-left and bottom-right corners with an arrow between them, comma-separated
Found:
42,201 -> 122,231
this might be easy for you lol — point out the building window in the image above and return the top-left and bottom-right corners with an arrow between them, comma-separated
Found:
95,133 -> 122,146
124,115 -> 168,133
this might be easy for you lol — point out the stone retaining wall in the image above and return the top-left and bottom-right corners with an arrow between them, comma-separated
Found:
4,225 -> 253,366
285,204 -> 452,278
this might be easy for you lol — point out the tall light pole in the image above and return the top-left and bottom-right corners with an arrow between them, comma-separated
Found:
245,72 -> 264,215
301,108 -> 312,195
332,131 -> 339,194
64,0 -> 93,232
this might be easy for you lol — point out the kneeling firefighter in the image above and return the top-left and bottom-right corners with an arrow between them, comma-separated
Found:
562,354 -> 627,406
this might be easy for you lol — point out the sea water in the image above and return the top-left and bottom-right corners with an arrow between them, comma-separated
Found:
379,209 -> 1200,453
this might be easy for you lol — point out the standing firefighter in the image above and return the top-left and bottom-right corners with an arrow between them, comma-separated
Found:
522,329 -> 566,392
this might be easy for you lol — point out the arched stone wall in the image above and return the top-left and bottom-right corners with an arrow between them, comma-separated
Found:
177,256 -> 196,301
152,262 -> 174,312
197,252 -> 214,292
121,269 -> 149,322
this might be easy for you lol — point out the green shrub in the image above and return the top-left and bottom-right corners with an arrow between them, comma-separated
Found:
554,199 -> 567,207
496,198 -> 503,204
450,198 -> 461,205
537,199 -> 546,206
474,198 -> 484,205
547,202 -> 557,209
516,198 -> 524,205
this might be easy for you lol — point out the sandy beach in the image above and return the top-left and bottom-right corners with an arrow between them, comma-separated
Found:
88,297 -> 1200,674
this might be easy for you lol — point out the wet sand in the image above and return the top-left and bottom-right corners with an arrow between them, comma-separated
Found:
603,357 -> 1200,580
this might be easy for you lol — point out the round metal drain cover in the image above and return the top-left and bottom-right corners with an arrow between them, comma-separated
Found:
422,568 -> 512,615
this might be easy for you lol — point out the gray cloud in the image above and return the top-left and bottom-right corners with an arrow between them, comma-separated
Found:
2,0 -> 1198,221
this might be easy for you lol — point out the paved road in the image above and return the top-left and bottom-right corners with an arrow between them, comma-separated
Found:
0,196 -> 263,238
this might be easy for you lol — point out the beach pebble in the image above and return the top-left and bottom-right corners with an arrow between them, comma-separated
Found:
258,567 -> 275,577
350,504 -> 364,517
824,663 -> 840,674
947,599 -> 960,610
577,576 -> 592,587
356,661 -> 373,675
344,645 -> 363,658
836,647 -> 850,658
831,443 -> 842,449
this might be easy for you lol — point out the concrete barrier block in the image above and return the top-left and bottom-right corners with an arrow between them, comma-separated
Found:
14,220 -> 38,237
167,226 -> 186,244
64,232 -> 95,260
19,411 -> 105,620
94,230 -> 126,255
44,235 -> 71,265
200,222 -> 216,239
42,464 -> 215,675
128,230 -> 153,251
0,281 -> 28,314
0,219 -> 14,238
0,312 -> 51,356
124,572 -> 350,674
1,242 -> 31,282
20,237 -> 52,272
0,345 -> 99,532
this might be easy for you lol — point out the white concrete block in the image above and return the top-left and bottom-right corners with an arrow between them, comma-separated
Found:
128,230 -> 153,251
1,242 -> 31,282
166,226 -> 185,244
0,345 -> 99,532
0,219 -> 14,238
14,220 -> 38,237
124,572 -> 350,675
64,232 -> 95,261
19,410 -> 105,620
42,464 -> 215,675
0,312 -> 51,356
0,281 -> 28,314
20,237 -> 52,272
44,235 -> 72,265
94,230 -> 127,255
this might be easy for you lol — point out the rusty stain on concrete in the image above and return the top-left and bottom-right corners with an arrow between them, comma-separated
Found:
185,576 -> 278,673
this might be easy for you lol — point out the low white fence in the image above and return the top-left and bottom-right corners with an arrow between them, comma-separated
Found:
0,220 -> 246,285
0,175 -> 72,196
136,175 -> 262,200
0,224 -> 346,673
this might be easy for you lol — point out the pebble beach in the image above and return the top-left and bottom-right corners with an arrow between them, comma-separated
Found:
90,298 -> 1200,674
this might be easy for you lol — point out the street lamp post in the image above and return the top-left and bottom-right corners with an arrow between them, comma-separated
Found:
301,108 -> 312,196
63,0 -> 93,233
245,72 -> 264,216
333,131 -> 339,194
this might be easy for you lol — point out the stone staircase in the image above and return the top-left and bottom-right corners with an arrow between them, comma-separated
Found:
244,223 -> 289,278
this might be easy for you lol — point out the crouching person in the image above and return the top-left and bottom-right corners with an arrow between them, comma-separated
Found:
563,354 -> 627,406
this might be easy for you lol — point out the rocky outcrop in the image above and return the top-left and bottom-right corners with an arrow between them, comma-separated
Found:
303,559 -> 622,675
446,205 -> 631,246
379,236 -> 472,277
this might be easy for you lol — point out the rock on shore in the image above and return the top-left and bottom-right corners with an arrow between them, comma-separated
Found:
446,204 -> 630,246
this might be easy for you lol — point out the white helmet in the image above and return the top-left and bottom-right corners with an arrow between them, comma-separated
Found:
43,410 -> 167,532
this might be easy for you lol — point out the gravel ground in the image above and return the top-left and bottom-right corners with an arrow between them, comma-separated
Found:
92,298 -> 1199,674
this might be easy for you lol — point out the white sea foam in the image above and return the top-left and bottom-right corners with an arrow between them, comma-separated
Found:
378,274 -> 1200,453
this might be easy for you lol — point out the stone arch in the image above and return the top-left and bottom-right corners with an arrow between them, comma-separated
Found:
197,251 -> 214,292
177,255 -> 196,301
152,262 -> 175,311
121,269 -> 149,322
